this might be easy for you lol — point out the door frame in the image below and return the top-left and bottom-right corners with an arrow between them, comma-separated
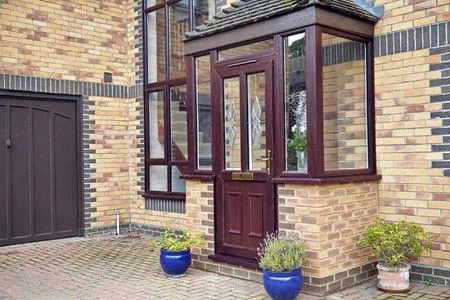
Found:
0,90 -> 84,239
210,52 -> 278,267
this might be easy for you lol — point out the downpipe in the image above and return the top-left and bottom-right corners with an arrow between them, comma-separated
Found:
115,210 -> 120,236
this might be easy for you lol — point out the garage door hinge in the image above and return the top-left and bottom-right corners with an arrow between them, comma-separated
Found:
6,139 -> 11,149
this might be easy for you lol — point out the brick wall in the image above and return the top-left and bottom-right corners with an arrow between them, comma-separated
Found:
0,0 -> 129,84
278,181 -> 379,294
372,0 -> 450,273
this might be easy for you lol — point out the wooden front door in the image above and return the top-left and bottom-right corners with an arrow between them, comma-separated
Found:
214,54 -> 276,263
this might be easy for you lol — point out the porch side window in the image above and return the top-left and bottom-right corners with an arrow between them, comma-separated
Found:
284,33 -> 307,172
322,33 -> 369,171
195,55 -> 212,170
144,0 -> 215,197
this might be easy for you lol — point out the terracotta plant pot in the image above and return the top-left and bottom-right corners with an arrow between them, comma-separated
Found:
377,262 -> 411,293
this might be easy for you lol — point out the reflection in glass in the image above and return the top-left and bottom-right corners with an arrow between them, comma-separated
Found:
219,40 -> 274,61
147,9 -> 166,83
247,73 -> 267,171
195,55 -> 212,170
170,85 -> 188,161
322,33 -> 368,171
149,166 -> 168,191
171,166 -> 186,193
224,77 -> 241,170
147,0 -> 165,8
170,1 -> 189,79
284,33 -> 307,172
193,0 -> 216,27
148,91 -> 165,159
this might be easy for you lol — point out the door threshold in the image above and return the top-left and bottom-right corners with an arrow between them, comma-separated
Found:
208,253 -> 260,270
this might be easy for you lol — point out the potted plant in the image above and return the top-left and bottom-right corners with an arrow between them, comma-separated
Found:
151,225 -> 205,278
287,125 -> 307,172
258,232 -> 306,300
358,218 -> 432,293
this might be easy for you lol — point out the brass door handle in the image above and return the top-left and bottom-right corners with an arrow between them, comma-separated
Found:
257,150 -> 272,175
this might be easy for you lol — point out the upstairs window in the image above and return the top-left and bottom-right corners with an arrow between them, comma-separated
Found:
144,0 -> 219,198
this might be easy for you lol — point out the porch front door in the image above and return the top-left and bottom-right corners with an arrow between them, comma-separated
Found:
214,54 -> 276,264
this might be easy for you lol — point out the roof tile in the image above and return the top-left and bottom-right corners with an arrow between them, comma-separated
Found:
186,0 -> 380,40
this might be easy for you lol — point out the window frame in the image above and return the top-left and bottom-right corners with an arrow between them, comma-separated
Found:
144,0 -> 212,199
185,25 -> 378,184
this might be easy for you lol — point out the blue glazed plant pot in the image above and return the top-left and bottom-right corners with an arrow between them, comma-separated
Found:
263,268 -> 303,300
159,248 -> 192,278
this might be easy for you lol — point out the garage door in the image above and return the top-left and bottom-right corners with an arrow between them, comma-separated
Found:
0,94 -> 79,246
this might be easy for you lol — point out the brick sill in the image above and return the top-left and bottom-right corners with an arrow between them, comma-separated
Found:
208,253 -> 260,270
272,174 -> 382,184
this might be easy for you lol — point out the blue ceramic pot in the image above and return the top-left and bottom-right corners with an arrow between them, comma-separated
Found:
263,268 -> 303,300
159,248 -> 192,277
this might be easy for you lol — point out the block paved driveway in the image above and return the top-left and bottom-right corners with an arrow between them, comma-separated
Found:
0,236 -> 449,300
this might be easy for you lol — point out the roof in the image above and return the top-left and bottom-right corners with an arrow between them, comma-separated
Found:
186,0 -> 381,40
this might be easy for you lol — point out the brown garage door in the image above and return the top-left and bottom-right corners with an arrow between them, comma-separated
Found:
0,93 -> 80,246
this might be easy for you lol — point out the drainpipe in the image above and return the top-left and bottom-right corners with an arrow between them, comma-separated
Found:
115,210 -> 120,236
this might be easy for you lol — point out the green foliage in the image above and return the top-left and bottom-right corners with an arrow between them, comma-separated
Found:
289,39 -> 305,58
257,232 -> 306,273
358,218 -> 432,268
151,225 -> 205,251
287,130 -> 307,153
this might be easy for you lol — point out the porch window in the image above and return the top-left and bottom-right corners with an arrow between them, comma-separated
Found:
284,33 -> 307,173
195,55 -> 212,170
144,0 -> 219,198
322,33 -> 368,171
186,27 -> 376,182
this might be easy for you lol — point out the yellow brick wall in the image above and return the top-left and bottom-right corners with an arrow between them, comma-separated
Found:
375,49 -> 450,268
278,182 -> 379,277
0,0 -> 131,85
374,0 -> 450,34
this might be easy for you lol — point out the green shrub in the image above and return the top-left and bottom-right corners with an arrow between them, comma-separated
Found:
358,218 -> 432,268
257,232 -> 306,272
151,226 -> 205,252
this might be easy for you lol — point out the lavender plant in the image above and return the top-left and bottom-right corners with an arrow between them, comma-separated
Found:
257,231 -> 306,273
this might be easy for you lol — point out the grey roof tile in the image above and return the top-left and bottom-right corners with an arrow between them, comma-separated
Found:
186,0 -> 380,40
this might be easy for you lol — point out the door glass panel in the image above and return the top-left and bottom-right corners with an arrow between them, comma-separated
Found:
224,77 -> 241,170
247,73 -> 267,171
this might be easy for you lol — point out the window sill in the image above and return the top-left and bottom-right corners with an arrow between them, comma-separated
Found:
141,192 -> 186,200
180,174 -> 215,181
272,173 -> 381,185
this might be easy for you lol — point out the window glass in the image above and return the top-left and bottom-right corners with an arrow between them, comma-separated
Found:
193,0 -> 216,27
224,77 -> 241,170
171,166 -> 186,193
322,33 -> 368,171
147,9 -> 166,83
170,85 -> 188,161
170,1 -> 189,79
195,55 -> 212,170
247,72 -> 267,171
284,33 -> 307,172
219,40 -> 274,61
149,166 -> 168,191
147,0 -> 165,8
148,91 -> 165,159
